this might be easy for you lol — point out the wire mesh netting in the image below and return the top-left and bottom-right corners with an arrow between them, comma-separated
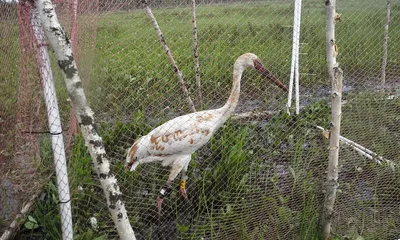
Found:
0,2 -> 48,236
1,0 -> 400,239
0,1 -> 92,239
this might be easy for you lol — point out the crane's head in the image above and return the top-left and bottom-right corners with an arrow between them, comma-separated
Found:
238,53 -> 288,91
125,137 -> 143,171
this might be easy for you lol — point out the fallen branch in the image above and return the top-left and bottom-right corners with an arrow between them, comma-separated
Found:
34,0 -> 135,239
141,0 -> 196,112
0,171 -> 54,240
0,192 -> 39,240
316,126 -> 395,170
231,110 -> 274,120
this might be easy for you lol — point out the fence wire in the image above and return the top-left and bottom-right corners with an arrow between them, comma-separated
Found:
0,2 -> 48,238
1,0 -> 399,239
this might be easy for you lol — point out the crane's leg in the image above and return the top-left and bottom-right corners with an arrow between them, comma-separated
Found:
157,155 -> 189,213
179,160 -> 190,199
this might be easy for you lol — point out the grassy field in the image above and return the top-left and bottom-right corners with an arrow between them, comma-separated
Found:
20,97 -> 399,239
3,0 -> 400,239
90,0 -> 400,118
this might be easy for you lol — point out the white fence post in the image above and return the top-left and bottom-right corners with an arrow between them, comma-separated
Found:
287,0 -> 302,115
381,0 -> 391,90
31,7 -> 73,240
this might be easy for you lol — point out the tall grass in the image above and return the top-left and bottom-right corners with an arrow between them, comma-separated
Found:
18,91 -> 400,239
91,1 -> 400,117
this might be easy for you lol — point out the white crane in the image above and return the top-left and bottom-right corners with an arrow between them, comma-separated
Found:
125,53 -> 288,211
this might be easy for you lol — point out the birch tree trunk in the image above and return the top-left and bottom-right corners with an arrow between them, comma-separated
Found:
325,0 -> 338,79
381,0 -> 391,90
142,0 -> 196,112
321,67 -> 343,240
321,1 -> 341,239
33,1 -> 136,239
66,0 -> 79,152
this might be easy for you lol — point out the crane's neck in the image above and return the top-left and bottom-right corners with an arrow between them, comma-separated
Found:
220,61 -> 245,120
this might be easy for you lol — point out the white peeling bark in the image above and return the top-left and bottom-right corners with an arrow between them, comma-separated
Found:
33,1 -> 135,239
321,67 -> 342,240
325,0 -> 338,80
381,0 -> 391,90
321,1 -> 341,239
191,0 -> 202,108
142,0 -> 196,112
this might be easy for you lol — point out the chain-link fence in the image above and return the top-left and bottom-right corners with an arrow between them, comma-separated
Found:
1,0 -> 399,239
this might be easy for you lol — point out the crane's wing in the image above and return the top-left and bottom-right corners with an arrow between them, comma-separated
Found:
144,110 -> 221,156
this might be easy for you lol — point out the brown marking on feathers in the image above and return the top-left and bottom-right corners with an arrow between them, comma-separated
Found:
151,135 -> 158,144
162,135 -> 170,143
151,135 -> 164,151
196,114 -> 214,123
189,138 -> 194,144
173,130 -> 183,140
175,130 -> 183,135
155,145 -> 163,151
201,129 -> 210,136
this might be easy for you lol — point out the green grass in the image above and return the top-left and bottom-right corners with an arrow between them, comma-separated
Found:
18,94 -> 400,239
91,1 -> 400,117
0,21 -> 20,157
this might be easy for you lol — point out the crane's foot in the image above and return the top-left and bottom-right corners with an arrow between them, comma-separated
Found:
179,179 -> 188,199
157,183 -> 172,213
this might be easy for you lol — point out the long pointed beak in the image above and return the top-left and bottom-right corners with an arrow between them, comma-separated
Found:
254,62 -> 288,91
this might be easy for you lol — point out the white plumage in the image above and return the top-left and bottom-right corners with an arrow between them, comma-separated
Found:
125,53 -> 287,210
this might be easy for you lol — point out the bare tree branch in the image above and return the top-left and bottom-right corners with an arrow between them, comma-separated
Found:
142,0 -> 196,112
191,0 -> 202,108
325,0 -> 338,80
